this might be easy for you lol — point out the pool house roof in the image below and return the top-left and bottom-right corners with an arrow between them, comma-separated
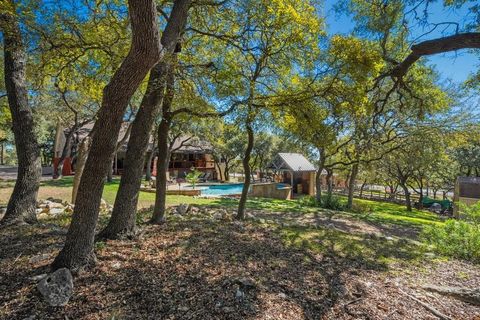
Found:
269,153 -> 316,172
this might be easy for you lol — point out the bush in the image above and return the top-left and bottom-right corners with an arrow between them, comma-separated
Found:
422,202 -> 480,263
320,194 -> 345,211
297,194 -> 345,211
351,201 -> 374,214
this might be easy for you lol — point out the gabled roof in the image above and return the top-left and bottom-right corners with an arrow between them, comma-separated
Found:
270,153 -> 316,172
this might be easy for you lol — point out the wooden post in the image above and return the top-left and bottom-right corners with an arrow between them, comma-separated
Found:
290,171 -> 294,199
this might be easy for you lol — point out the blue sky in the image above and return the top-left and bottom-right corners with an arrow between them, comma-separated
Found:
322,0 -> 477,84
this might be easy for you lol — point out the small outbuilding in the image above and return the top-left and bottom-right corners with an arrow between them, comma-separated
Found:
268,153 -> 316,197
454,176 -> 480,216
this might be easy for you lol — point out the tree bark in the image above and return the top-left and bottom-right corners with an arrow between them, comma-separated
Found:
151,56 -> 177,224
347,163 -> 359,210
72,136 -> 91,204
51,0 -> 162,271
151,118 -> 171,224
391,32 -> 480,79
98,0 -> 190,238
0,3 -> 42,225
237,120 -> 254,220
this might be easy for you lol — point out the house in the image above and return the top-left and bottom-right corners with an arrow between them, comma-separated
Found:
151,136 -> 217,180
454,176 -> 480,217
53,123 -> 218,179
268,153 -> 316,196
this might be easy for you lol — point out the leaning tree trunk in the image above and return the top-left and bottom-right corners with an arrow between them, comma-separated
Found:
72,136 -> 91,204
0,5 -> 42,225
347,163 -> 359,210
99,0 -> 190,239
151,118 -> 171,224
237,121 -> 254,220
151,58 -> 177,224
51,0 -> 162,272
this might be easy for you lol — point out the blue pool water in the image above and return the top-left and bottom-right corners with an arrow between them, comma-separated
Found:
188,183 -> 245,196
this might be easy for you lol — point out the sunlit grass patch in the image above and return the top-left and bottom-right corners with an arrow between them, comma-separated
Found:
279,225 -> 427,269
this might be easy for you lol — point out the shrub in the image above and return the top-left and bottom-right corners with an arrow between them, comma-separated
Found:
185,168 -> 202,189
297,194 -> 345,210
320,194 -> 345,211
422,202 -> 480,263
351,201 -> 374,214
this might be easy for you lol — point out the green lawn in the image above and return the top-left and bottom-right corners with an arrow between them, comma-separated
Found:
1,176 -> 449,266
0,176 -> 442,230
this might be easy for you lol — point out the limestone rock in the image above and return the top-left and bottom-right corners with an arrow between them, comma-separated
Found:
176,203 -> 190,215
37,268 -> 74,306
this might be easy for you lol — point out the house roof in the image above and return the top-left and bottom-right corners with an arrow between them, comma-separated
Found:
269,153 -> 316,172
170,135 -> 213,154
64,122 -> 211,154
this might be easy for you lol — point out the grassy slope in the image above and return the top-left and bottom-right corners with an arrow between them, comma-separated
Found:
0,177 -> 445,264
0,177 -> 442,228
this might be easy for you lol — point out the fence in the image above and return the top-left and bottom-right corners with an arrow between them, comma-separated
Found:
332,187 -> 422,206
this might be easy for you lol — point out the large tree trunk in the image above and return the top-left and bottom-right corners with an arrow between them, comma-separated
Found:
72,136 -> 91,204
51,0 -> 162,272
0,4 -> 42,225
347,163 -> 359,210
237,121 -> 254,220
151,57 -> 177,224
99,0 -> 190,238
151,119 -> 171,224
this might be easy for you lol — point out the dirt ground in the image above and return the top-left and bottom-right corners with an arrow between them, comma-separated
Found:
1,211 -> 479,320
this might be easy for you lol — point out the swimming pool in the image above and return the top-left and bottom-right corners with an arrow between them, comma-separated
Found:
186,183 -> 245,196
